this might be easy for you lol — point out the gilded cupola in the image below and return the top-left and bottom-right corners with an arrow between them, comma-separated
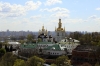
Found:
56,19 -> 65,31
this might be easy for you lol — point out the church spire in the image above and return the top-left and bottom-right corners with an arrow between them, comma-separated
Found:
58,19 -> 62,28
56,19 -> 64,31
59,18 -> 61,23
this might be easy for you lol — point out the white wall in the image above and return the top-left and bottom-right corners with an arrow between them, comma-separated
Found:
43,50 -> 66,55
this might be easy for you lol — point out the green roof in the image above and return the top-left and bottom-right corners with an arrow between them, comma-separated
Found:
21,44 -> 37,49
38,42 -> 54,44
44,44 -> 61,51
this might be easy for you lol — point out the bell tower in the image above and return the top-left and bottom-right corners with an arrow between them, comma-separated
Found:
55,19 -> 65,42
58,19 -> 62,28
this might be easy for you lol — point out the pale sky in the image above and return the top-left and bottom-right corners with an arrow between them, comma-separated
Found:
0,0 -> 100,32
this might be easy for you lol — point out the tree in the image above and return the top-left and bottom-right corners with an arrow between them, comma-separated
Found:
18,36 -> 26,40
56,55 -> 70,66
67,31 -> 100,45
13,59 -> 26,66
19,40 -> 26,44
10,45 -> 13,51
97,40 -> 100,46
0,52 -> 17,66
0,48 -> 6,59
50,64 -> 57,66
26,56 -> 45,66
27,34 -> 35,43
0,48 -> 6,54
38,38 -> 42,42
95,62 -> 100,66
0,42 -> 3,48
4,44 -> 9,52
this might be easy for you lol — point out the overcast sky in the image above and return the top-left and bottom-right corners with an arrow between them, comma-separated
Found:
0,0 -> 100,32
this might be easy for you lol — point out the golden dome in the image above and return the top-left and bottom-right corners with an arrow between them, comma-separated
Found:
56,19 -> 65,31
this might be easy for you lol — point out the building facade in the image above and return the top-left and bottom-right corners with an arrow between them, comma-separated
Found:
43,44 -> 67,56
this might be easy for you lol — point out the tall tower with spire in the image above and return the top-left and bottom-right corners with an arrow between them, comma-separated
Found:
55,19 -> 65,42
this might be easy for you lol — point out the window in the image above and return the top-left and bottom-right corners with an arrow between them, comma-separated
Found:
57,33 -> 59,36
55,53 -> 56,55
48,52 -> 50,54
50,53 -> 52,54
57,53 -> 59,55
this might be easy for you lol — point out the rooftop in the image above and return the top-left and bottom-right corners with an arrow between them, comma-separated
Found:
8,42 -> 21,44
38,42 -> 55,44
59,37 -> 80,44
21,43 -> 37,49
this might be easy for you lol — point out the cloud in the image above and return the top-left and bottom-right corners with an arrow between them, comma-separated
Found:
25,1 -> 42,10
88,15 -> 100,23
40,7 -> 70,18
51,11 -> 69,18
89,15 -> 97,19
64,19 -> 83,23
0,18 -> 43,31
44,0 -> 62,6
88,15 -> 100,24
0,1 -> 42,17
96,8 -> 100,10
94,18 -> 100,22
30,15 -> 42,19
40,7 -> 69,13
